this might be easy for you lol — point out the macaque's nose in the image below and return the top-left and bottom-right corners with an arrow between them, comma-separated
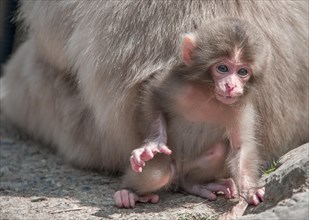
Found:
225,83 -> 236,95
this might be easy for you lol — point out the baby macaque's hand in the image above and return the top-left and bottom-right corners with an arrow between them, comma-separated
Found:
241,187 -> 265,206
130,142 -> 172,172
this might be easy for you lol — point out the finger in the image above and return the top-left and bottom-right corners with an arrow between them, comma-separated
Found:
133,164 -> 143,173
129,192 -> 137,208
131,153 -> 145,167
131,150 -> 142,165
256,188 -> 265,202
140,147 -> 154,161
225,188 -> 232,199
114,191 -> 123,208
158,145 -> 172,155
121,190 -> 130,208
250,194 -> 260,206
222,178 -> 238,197
149,194 -> 159,203
130,155 -> 143,172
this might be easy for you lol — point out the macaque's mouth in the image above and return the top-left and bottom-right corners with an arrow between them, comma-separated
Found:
215,93 -> 239,105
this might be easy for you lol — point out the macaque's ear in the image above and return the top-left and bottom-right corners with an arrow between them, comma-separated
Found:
181,33 -> 196,66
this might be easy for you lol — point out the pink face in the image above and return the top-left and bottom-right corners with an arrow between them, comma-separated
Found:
211,59 -> 252,105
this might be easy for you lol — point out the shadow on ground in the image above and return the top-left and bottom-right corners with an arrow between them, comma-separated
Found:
0,115 -> 239,219
1,115 -> 308,219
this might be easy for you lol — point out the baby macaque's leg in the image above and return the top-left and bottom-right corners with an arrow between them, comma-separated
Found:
181,142 -> 238,200
115,154 -> 175,208
183,178 -> 238,200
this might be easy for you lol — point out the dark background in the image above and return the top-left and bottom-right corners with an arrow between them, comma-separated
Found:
0,0 -> 21,76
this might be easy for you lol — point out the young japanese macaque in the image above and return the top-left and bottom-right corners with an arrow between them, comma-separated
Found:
117,18 -> 267,208
1,0 -> 308,213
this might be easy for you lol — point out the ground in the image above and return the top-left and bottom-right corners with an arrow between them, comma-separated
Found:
0,115 -> 308,220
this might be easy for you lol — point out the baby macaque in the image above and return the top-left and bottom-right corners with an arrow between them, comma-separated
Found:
115,18 -> 267,208
1,0 -> 308,212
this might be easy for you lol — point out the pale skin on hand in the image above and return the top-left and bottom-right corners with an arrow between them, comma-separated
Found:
130,113 -> 172,172
130,141 -> 172,173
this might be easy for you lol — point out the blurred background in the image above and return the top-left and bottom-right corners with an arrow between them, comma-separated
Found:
0,0 -> 23,76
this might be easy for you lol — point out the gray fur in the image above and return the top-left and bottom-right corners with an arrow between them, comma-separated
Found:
1,0 -> 308,200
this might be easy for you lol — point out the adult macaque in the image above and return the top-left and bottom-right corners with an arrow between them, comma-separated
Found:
1,0 -> 308,211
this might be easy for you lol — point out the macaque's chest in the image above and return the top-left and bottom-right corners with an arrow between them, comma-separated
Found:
176,83 -> 236,124
166,118 -> 228,160
165,83 -> 241,180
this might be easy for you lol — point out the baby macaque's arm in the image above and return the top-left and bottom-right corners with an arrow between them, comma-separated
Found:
130,113 -> 172,172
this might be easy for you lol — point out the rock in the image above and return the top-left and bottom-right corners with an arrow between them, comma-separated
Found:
240,143 -> 309,220
240,191 -> 309,220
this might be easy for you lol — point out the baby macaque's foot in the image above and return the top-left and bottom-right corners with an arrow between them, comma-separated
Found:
114,189 -> 159,208
130,142 -> 172,172
241,187 -> 265,205
183,178 -> 238,200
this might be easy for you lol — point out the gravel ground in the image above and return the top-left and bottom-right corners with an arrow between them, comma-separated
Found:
1,115 -> 308,220
0,115 -> 238,220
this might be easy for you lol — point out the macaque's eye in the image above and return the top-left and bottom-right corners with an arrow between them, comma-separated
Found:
217,64 -> 229,73
238,68 -> 248,77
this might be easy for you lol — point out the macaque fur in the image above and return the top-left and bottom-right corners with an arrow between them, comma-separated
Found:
128,18 -> 267,207
1,0 -> 308,209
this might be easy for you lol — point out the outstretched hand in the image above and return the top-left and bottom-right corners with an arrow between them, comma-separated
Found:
130,142 -> 172,172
